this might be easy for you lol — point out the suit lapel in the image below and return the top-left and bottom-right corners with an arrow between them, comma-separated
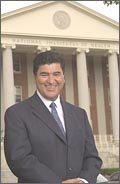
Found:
61,100 -> 78,146
29,93 -> 67,144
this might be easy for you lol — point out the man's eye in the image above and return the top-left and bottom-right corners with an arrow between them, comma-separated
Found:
54,72 -> 61,76
40,73 -> 48,76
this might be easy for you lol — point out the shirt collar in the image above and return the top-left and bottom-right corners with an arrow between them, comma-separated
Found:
36,90 -> 61,109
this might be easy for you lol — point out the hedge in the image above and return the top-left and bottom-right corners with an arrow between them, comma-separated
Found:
100,168 -> 119,175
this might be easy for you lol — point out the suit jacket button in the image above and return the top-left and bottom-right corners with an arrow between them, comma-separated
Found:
68,167 -> 72,171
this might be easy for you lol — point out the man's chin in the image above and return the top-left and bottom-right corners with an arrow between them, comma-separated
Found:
45,94 -> 58,101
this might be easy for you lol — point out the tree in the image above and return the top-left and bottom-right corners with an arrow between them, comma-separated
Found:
103,0 -> 119,6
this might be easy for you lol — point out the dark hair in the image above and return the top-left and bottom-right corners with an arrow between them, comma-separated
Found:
33,51 -> 65,75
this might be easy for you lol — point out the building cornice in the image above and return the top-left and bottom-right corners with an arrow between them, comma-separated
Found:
1,32 -> 119,42
1,34 -> 119,51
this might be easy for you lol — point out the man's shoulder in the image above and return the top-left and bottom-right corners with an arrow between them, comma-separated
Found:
5,93 -> 36,113
62,100 -> 85,113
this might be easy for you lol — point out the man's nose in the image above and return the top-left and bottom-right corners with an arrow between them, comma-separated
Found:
47,75 -> 54,83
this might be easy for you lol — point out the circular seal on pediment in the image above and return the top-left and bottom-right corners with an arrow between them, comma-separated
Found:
53,11 -> 71,29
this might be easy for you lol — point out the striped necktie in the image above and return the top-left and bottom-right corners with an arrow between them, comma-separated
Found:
50,102 -> 65,136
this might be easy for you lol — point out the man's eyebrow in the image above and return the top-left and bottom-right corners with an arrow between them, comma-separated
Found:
40,72 -> 48,73
54,71 -> 61,73
39,72 -> 48,75
39,71 -> 62,75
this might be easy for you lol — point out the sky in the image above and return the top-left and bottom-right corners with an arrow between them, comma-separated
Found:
1,1 -> 119,22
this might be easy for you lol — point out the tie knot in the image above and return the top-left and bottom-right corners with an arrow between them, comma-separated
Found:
50,102 -> 56,109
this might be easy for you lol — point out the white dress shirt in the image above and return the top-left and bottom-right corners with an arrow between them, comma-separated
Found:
36,90 -> 66,132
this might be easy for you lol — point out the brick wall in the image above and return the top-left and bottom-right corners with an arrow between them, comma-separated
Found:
14,53 -> 28,101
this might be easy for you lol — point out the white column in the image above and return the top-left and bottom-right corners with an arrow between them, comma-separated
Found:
94,56 -> 106,134
26,53 -> 36,96
65,55 -> 74,104
76,48 -> 91,124
108,50 -> 119,142
2,44 -> 16,110
1,57 -> 4,133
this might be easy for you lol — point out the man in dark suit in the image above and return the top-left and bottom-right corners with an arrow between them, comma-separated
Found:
4,51 -> 102,183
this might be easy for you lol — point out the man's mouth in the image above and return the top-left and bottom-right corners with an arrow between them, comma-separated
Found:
45,84 -> 57,91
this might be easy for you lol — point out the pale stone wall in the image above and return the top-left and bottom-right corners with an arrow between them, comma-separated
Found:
94,135 -> 119,168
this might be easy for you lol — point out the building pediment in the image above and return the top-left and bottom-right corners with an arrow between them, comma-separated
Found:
1,1 -> 119,41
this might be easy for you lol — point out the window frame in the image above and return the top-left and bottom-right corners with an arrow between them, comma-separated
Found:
14,85 -> 22,103
13,54 -> 22,73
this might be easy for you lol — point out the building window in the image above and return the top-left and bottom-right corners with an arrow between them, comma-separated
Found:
13,54 -> 21,73
14,86 -> 22,103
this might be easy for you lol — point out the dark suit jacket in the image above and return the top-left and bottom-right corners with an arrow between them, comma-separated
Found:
4,92 -> 102,183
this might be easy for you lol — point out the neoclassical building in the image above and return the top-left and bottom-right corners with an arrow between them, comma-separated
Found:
1,1 -> 119,169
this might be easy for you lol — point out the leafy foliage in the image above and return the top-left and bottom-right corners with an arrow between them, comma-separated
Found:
104,0 -> 119,6
101,168 -> 119,175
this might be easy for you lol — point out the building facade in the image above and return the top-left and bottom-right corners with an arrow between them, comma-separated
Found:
1,1 -> 119,169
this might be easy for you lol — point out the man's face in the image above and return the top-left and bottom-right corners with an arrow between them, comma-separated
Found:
35,63 -> 65,101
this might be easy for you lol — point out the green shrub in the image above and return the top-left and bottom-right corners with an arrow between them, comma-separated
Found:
101,168 -> 119,175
